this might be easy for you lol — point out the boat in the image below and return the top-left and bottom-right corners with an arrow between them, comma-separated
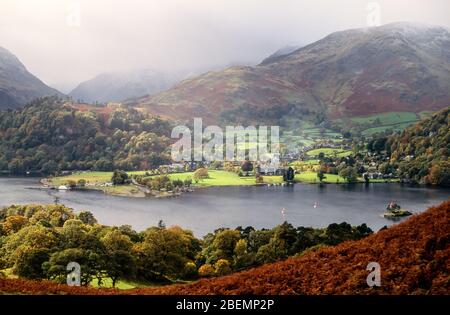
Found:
58,185 -> 69,191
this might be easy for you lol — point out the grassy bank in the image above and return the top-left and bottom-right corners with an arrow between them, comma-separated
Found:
48,169 -> 398,197
305,148 -> 352,158
159,170 -> 282,186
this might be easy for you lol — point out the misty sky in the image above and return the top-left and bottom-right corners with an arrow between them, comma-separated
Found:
1,0 -> 449,92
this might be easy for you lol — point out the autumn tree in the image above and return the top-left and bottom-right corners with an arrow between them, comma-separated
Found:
193,168 -> 209,183
214,259 -> 232,276
198,264 -> 215,277
339,166 -> 358,183
101,230 -> 135,287
137,226 -> 200,280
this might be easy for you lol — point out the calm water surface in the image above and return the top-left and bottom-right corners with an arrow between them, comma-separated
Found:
0,177 -> 448,236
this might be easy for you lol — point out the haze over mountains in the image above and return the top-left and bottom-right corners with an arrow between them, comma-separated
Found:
0,47 -> 62,109
69,69 -> 187,104
1,22 -> 449,121
134,22 -> 450,123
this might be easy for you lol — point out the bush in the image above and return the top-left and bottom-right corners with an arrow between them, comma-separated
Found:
183,261 -> 198,279
77,179 -> 86,187
193,168 -> 209,183
111,170 -> 129,185
214,259 -> 232,276
198,264 -> 215,277
67,180 -> 77,189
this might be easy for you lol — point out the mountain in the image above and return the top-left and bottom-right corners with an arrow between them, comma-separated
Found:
1,200 -> 448,294
135,22 -> 450,124
69,69 -> 185,103
0,47 -> 63,109
388,106 -> 449,186
260,44 -> 302,65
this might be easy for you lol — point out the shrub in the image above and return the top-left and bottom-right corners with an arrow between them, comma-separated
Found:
198,264 -> 215,277
214,259 -> 232,276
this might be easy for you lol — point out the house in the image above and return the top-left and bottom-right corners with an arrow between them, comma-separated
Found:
257,165 -> 292,176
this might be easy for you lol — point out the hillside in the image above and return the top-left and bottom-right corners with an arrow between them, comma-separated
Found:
0,47 -> 63,109
1,201 -> 448,295
70,69 -> 184,104
0,97 -> 172,174
388,106 -> 450,186
135,23 -> 450,124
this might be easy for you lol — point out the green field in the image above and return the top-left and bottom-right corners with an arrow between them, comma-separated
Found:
350,112 -> 418,125
295,171 -> 346,183
280,119 -> 344,152
361,122 -> 416,136
152,170 -> 282,186
305,148 -> 352,158
90,278 -> 159,290
51,171 -> 148,186
51,170 -> 283,188
349,112 -> 420,136
291,160 -> 320,166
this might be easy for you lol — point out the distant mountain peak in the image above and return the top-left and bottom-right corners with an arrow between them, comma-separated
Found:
0,46 -> 63,109
135,22 -> 450,123
69,68 -> 185,103
260,44 -> 303,65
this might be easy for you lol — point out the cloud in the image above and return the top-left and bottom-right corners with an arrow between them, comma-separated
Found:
1,0 -> 449,92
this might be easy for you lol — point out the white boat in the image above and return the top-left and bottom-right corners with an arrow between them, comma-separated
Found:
58,185 -> 69,191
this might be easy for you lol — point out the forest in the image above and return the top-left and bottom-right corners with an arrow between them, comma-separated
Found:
373,107 -> 450,186
0,97 -> 173,174
1,201 -> 448,295
0,203 -> 372,286
389,107 -> 450,186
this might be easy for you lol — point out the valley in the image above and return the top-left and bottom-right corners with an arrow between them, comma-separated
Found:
0,17 -> 448,297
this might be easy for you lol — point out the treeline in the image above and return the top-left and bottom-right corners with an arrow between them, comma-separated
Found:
0,97 -> 172,174
368,107 -> 449,186
0,204 -> 372,286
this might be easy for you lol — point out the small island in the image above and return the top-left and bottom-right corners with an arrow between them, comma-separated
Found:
383,201 -> 412,218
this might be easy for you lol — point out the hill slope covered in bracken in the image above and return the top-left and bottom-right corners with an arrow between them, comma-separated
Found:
1,201 -> 448,295
135,23 -> 450,124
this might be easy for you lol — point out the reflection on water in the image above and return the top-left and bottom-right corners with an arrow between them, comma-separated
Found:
0,177 -> 448,236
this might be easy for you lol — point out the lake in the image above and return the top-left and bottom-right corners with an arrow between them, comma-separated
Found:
0,177 -> 448,236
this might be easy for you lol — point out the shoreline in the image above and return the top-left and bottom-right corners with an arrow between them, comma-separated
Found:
41,177 -> 406,199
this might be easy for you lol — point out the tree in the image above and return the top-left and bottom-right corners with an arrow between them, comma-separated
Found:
214,259 -> 232,276
183,177 -> 192,187
317,170 -> 326,183
77,179 -> 87,188
183,261 -> 198,279
29,204 -> 74,227
426,161 -> 450,186
283,167 -> 295,182
43,248 -> 102,286
77,211 -> 97,225
193,168 -> 209,183
233,239 -> 254,269
137,226 -> 201,280
2,215 -> 28,234
67,180 -> 77,189
101,230 -> 135,287
241,161 -> 253,176
204,229 -> 241,264
14,248 -> 50,279
322,222 -> 354,245
339,166 -> 358,183
111,170 -> 129,185
198,264 -> 215,277
255,239 -> 285,264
